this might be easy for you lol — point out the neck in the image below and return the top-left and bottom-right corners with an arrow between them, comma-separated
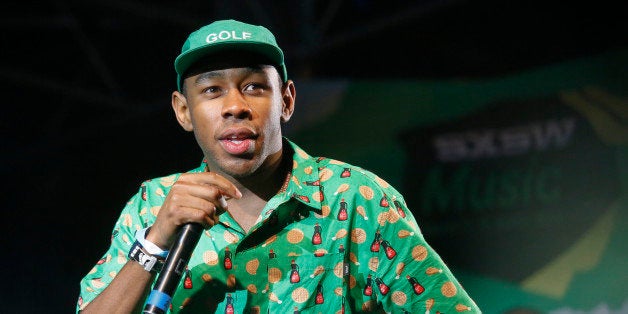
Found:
213,147 -> 292,201
238,151 -> 291,201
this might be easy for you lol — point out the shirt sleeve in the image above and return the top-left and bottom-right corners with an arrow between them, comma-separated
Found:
76,182 -> 152,312
350,178 -> 481,313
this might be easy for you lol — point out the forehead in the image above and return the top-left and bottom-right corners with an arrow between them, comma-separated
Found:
190,66 -> 277,84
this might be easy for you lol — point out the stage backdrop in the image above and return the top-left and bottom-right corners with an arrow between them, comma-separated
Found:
287,49 -> 628,313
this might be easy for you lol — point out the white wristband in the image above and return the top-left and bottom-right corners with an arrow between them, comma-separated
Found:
135,227 -> 169,258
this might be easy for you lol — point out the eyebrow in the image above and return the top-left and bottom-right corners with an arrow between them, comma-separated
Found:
193,66 -> 270,86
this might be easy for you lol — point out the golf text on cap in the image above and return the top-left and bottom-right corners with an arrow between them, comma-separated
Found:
206,31 -> 252,43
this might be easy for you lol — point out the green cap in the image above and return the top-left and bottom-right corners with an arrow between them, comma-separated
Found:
174,19 -> 287,91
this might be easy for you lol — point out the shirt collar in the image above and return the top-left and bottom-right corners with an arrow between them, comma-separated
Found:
194,138 -> 324,212
281,138 -> 324,211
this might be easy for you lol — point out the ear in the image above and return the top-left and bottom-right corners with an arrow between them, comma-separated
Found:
280,80 -> 296,123
172,91 -> 194,131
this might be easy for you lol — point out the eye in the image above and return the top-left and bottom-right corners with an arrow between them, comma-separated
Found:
243,82 -> 266,95
201,86 -> 222,95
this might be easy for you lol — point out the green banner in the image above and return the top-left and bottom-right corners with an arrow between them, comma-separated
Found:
289,49 -> 628,312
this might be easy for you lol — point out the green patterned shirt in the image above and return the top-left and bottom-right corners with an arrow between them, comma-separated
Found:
78,139 -> 479,313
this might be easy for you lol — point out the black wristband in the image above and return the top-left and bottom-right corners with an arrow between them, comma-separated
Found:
128,240 -> 164,273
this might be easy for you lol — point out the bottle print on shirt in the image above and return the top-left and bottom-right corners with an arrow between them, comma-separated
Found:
394,197 -> 406,218
183,268 -> 193,289
141,184 -> 147,201
290,260 -> 300,283
380,239 -> 397,259
312,222 -> 322,245
375,277 -> 390,295
315,282 -> 324,304
305,179 -> 320,186
380,194 -> 389,207
340,168 -> 351,178
293,193 -> 310,203
406,275 -> 425,295
363,274 -> 373,296
223,247 -> 232,270
338,198 -> 348,221
370,230 -> 382,252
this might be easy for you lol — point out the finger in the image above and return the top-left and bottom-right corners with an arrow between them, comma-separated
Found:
148,200 -> 221,248
179,172 -> 242,199
170,180 -> 230,210
177,206 -> 221,229
188,194 -> 227,217
167,191 -> 222,215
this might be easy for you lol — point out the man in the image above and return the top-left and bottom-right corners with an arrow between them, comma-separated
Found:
78,19 -> 480,313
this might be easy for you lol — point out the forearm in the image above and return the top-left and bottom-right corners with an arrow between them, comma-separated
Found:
81,261 -> 155,313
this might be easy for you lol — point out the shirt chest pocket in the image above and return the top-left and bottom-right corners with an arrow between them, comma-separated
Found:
265,252 -> 348,313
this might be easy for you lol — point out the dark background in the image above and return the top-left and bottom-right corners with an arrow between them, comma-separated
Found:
2,0 -> 627,312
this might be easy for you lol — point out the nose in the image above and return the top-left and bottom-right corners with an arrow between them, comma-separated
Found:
221,89 -> 252,120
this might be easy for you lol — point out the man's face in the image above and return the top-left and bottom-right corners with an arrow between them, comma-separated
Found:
176,65 -> 293,178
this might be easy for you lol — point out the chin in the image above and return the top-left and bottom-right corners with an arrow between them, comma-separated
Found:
215,158 -> 260,178
225,168 -> 255,178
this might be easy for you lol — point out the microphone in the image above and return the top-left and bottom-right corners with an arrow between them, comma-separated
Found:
143,223 -> 203,314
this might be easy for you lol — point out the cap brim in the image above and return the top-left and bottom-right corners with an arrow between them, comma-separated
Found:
175,41 -> 285,82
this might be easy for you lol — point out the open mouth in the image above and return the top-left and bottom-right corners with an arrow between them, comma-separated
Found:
218,128 -> 257,155
221,138 -> 254,155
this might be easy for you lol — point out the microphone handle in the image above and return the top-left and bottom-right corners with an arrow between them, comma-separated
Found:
143,223 -> 203,314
